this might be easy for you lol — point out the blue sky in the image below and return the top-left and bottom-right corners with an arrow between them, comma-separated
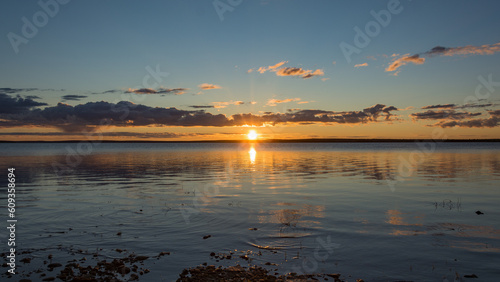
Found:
1,0 -> 500,140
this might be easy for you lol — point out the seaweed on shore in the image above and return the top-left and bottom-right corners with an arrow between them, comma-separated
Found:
177,264 -> 346,282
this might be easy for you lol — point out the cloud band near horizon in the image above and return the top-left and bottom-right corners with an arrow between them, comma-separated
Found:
0,93 -> 398,132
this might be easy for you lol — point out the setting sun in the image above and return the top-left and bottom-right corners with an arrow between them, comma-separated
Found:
247,130 -> 258,140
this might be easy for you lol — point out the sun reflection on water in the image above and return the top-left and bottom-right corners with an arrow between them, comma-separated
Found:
248,146 -> 256,164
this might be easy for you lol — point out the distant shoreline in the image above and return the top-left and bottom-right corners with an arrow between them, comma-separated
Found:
1,138 -> 500,143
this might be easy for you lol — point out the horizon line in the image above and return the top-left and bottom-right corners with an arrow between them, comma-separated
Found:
1,138 -> 500,143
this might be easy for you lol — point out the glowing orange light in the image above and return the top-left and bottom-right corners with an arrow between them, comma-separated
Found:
249,147 -> 256,163
247,130 -> 258,140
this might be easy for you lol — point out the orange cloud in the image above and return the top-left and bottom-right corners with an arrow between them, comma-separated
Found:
266,98 -> 301,106
256,61 -> 288,73
354,63 -> 368,68
212,100 -> 245,108
386,54 -> 425,75
435,43 -> 500,57
276,67 -> 324,79
251,61 -> 324,79
386,42 -> 500,74
198,83 -> 221,90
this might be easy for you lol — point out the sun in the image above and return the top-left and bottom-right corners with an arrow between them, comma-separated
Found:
247,130 -> 258,140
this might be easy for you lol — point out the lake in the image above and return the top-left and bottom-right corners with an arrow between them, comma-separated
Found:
1,142 -> 499,281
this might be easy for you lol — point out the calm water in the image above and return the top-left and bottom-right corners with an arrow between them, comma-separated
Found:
1,142 -> 499,281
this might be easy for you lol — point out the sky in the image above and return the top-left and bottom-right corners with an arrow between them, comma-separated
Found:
1,0 -> 500,141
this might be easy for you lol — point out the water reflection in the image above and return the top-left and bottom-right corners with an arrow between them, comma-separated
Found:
1,144 -> 499,187
248,146 -> 256,164
1,143 -> 500,280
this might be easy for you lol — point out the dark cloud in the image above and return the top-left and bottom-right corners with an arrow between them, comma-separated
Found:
458,103 -> 494,109
489,110 -> 500,117
25,95 -> 42,100
0,93 -> 47,114
0,131 -> 211,138
434,116 -> 499,128
410,110 -> 482,120
422,104 -> 456,109
276,67 -> 324,79
0,87 -> 37,94
103,89 -> 121,94
91,89 -> 122,94
189,105 -> 215,109
232,104 -> 398,125
125,88 -> 187,95
418,109 -> 500,128
0,88 -> 64,94
62,95 -> 88,101
426,46 -> 448,56
422,103 -> 495,110
0,98 -> 399,131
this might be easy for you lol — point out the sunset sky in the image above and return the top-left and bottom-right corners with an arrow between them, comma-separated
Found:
1,0 -> 500,141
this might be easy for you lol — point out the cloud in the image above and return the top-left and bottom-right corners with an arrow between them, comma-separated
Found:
426,43 -> 500,57
25,95 -> 42,100
232,104 -> 399,126
0,87 -> 38,94
62,95 -> 88,101
276,67 -> 324,79
386,54 -> 425,74
0,87 -> 64,94
410,110 -> 482,120
354,63 -> 368,68
413,103 -> 500,128
266,98 -> 301,106
0,95 -> 399,130
422,104 -> 456,109
0,93 -> 47,114
427,110 -> 500,128
422,102 -> 495,110
458,103 -> 495,109
91,89 -> 125,94
102,89 -> 121,94
256,61 -> 288,73
198,83 -> 222,90
386,42 -> 500,74
125,87 -> 187,95
256,104 -> 399,125
212,101 -> 245,108
0,100 -> 236,131
189,105 -> 215,109
250,61 -> 324,79
0,131 -> 210,138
